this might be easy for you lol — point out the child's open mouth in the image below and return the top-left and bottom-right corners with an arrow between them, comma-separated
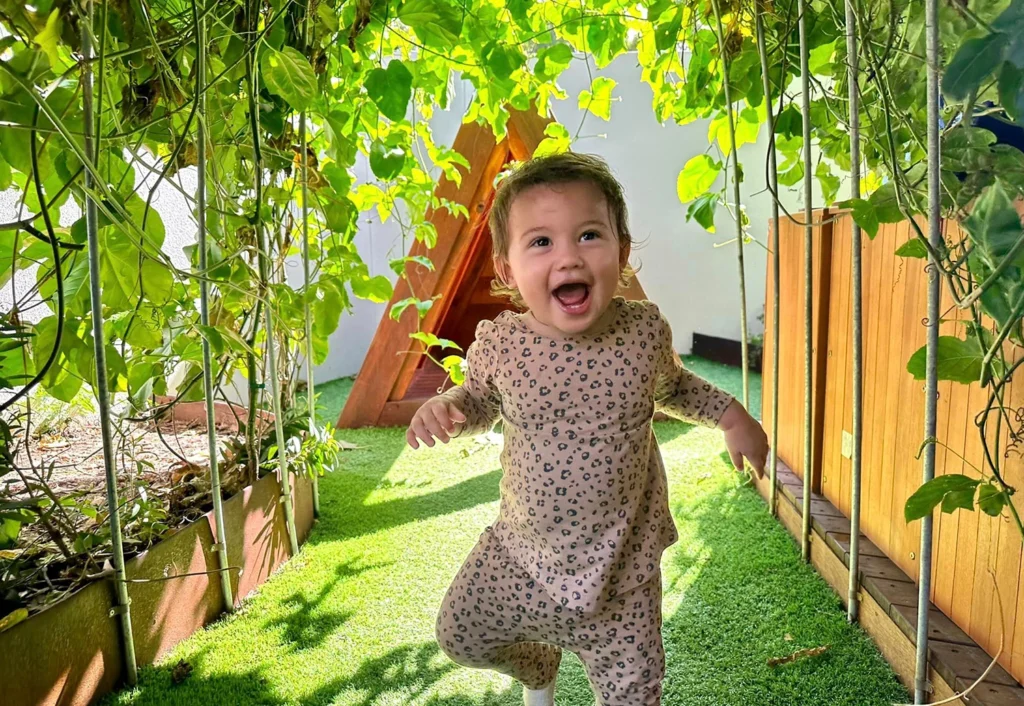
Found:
552,282 -> 591,315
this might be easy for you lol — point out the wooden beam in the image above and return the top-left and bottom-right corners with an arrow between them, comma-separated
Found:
337,121 -> 502,428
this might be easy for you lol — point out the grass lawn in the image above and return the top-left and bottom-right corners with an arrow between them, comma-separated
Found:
106,361 -> 906,705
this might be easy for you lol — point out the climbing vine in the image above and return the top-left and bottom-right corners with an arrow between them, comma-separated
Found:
1,0 -> 1024,613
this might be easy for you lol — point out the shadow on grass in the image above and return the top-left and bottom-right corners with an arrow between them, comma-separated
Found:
261,559 -> 387,653
659,478 -> 908,706
119,640 -> 517,706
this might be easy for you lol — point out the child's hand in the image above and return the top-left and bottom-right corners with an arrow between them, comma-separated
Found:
718,400 -> 769,479
406,398 -> 467,449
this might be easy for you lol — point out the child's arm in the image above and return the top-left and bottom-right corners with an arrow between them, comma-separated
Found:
406,322 -> 501,449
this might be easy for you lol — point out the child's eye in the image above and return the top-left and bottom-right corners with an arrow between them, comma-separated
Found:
530,236 -> 550,248
580,230 -> 601,241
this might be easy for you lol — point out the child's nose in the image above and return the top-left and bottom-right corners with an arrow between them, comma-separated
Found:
555,243 -> 584,269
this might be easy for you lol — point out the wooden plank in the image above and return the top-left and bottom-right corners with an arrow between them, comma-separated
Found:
883,220 -> 920,576
859,589 -> 966,703
863,218 -> 896,556
337,120 -> 503,428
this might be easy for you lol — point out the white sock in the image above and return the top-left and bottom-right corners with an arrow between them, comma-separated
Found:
522,681 -> 555,706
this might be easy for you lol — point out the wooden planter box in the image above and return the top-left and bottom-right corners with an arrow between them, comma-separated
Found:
0,470 -> 315,706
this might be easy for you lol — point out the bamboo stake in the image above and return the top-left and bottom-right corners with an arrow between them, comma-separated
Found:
798,0 -> 814,563
300,1 -> 320,519
82,0 -> 138,683
844,0 -> 864,624
246,0 -> 299,556
915,0 -> 941,698
755,0 -> 781,517
711,0 -> 750,412
196,0 -> 235,611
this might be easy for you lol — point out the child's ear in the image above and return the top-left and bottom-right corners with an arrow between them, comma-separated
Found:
494,256 -> 515,288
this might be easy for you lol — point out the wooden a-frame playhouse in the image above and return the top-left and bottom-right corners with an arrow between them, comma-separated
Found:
337,108 -> 648,429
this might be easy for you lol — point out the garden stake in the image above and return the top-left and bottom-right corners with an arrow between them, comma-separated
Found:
711,0 -> 750,412
798,0 -> 814,563
755,0 -> 781,517
196,3 -> 236,612
844,0 -> 864,624
82,0 -> 138,683
246,0 -> 299,556
915,0 -> 941,698
300,2 -> 321,519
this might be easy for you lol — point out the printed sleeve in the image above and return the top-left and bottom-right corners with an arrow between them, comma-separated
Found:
434,319 -> 502,437
652,305 -> 735,428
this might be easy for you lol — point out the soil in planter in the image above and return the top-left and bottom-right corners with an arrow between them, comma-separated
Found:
2,402 -> 270,620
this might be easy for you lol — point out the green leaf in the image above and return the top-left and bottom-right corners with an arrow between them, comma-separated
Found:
998,62 -> 1024,123
481,42 -> 526,82
943,33 -> 1009,102
906,336 -> 983,384
365,61 -> 413,121
842,198 -> 879,239
905,474 -> 981,522
441,354 -> 465,385
398,0 -> 463,48
316,3 -> 339,32
943,127 -> 998,171
775,105 -> 803,139
260,46 -> 317,112
686,193 -> 718,233
895,239 -> 929,259
389,255 -> 435,277
578,77 -> 616,121
410,331 -> 461,350
533,122 -> 571,158
369,140 -> 406,180
535,43 -> 573,82
815,162 -> 840,206
963,181 -> 1024,268
677,154 -> 722,204
941,486 -> 978,514
33,9 -> 64,68
868,182 -> 905,223
977,483 -> 1008,516
350,275 -> 393,303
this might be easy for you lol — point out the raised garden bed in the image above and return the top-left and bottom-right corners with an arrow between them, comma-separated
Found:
0,465 -> 314,706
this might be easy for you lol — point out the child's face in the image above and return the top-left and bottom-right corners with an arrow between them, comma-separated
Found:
496,180 -> 629,336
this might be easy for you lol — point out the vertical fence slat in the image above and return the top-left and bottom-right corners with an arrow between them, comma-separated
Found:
196,3 -> 235,612
798,0 -> 814,563
844,0 -> 864,623
916,0 -> 941,699
82,0 -> 138,684
755,0 -> 781,516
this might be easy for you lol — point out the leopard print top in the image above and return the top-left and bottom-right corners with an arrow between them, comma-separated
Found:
436,296 -> 735,613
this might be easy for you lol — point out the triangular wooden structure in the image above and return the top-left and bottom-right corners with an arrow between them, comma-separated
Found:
337,108 -> 648,428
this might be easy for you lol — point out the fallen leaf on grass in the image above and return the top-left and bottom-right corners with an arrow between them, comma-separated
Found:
784,633 -> 793,641
767,645 -> 829,667
171,659 -> 193,684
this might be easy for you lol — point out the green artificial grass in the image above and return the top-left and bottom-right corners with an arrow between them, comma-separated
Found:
106,361 -> 905,705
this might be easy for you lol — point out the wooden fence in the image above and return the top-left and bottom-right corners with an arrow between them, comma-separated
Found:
763,211 -> 1024,683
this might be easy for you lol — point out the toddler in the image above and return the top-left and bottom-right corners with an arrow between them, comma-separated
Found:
406,153 -> 769,705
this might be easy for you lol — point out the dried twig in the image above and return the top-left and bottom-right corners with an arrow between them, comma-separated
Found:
767,644 -> 830,666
